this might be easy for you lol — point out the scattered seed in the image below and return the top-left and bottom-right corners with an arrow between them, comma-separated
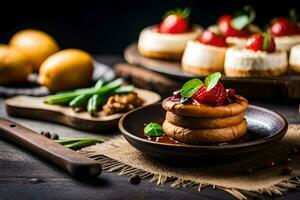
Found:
128,174 -> 141,185
27,178 -> 42,184
50,133 -> 59,140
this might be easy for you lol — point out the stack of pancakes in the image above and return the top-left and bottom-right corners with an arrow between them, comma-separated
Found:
162,96 -> 249,144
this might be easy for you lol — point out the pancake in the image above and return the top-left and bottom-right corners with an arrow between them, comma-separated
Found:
162,95 -> 248,118
162,119 -> 247,144
166,111 -> 245,129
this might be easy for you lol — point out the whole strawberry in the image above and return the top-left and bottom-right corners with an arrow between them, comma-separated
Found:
158,8 -> 190,34
199,29 -> 227,47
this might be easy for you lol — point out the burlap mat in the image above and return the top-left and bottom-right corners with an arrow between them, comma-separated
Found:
80,125 -> 300,199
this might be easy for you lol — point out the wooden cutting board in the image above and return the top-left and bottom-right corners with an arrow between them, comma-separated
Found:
5,89 -> 161,132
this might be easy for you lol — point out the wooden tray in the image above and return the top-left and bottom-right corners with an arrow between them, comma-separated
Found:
5,89 -> 161,132
124,43 -> 300,100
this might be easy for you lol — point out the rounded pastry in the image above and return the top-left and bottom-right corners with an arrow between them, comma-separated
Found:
289,44 -> 300,73
166,111 -> 245,129
138,25 -> 202,60
162,95 -> 248,118
181,41 -> 226,75
162,119 -> 247,144
274,35 -> 300,52
224,47 -> 288,77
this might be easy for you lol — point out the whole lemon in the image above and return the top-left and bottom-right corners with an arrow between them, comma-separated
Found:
0,45 -> 34,85
39,49 -> 94,91
9,29 -> 59,69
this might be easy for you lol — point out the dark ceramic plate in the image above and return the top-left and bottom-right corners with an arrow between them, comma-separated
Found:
119,103 -> 288,161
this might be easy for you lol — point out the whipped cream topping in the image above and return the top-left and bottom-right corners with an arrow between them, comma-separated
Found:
225,47 -> 288,71
182,41 -> 226,69
290,44 -> 300,66
275,35 -> 300,51
138,25 -> 202,53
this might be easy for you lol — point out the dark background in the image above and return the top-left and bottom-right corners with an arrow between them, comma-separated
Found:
1,0 -> 299,55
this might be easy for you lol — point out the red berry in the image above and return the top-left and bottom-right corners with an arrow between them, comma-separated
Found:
266,160 -> 276,168
192,82 -> 226,106
199,30 -> 227,47
270,18 -> 300,37
246,34 -> 276,53
158,14 -> 189,34
217,15 -> 250,37
226,88 -> 236,98
281,164 -> 293,175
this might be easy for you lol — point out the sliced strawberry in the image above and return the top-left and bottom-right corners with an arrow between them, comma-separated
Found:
199,30 -> 227,47
158,8 -> 190,34
192,82 -> 226,106
246,34 -> 276,53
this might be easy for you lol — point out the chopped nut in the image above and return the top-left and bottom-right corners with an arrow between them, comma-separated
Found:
103,92 -> 143,115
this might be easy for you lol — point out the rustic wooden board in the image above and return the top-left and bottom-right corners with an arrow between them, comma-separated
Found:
5,89 -> 161,132
115,63 -> 300,101
124,44 -> 300,100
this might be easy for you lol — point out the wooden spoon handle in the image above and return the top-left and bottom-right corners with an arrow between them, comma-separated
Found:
0,118 -> 101,178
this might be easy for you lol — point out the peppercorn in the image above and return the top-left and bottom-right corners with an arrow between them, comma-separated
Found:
40,131 -> 50,138
50,133 -> 59,140
128,174 -> 141,185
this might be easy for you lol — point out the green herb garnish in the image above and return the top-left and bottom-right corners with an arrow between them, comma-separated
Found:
231,5 -> 256,30
180,78 -> 203,98
163,7 -> 191,20
205,72 -> 222,91
144,122 -> 164,137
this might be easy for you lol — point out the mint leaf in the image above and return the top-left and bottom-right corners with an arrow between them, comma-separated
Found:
205,72 -> 222,91
231,6 -> 255,30
144,122 -> 164,137
180,78 -> 203,98
231,15 -> 249,30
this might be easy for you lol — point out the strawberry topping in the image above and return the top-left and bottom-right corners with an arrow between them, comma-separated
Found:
192,82 -> 226,106
158,8 -> 190,34
218,15 -> 251,37
199,30 -> 227,47
270,18 -> 300,37
246,34 -> 276,53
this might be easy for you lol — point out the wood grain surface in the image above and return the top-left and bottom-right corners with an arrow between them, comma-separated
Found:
124,44 -> 300,100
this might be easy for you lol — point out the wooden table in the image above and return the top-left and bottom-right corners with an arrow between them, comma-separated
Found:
1,56 -> 300,200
